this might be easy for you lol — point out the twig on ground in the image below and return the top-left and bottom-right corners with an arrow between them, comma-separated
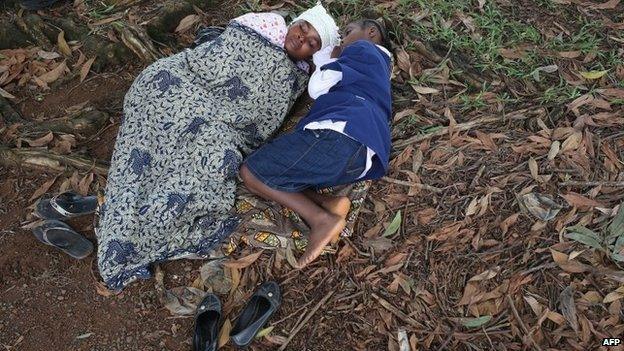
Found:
436,328 -> 455,351
393,107 -> 544,151
271,301 -> 315,326
343,237 -> 370,257
278,290 -> 335,351
558,181 -> 624,187
518,263 -> 557,275
0,146 -> 109,175
506,295 -> 543,351
382,176 -> 444,193
372,293 -> 424,329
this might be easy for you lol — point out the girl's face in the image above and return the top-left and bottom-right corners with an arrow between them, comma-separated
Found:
340,22 -> 381,47
285,20 -> 322,60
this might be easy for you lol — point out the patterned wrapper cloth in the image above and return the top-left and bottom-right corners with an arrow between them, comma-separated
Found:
96,22 -> 308,290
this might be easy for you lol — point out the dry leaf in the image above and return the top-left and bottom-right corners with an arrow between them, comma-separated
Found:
528,157 -> 539,180
560,132 -> 582,153
175,14 -> 201,33
603,290 -> 624,304
95,281 -> 114,297
409,334 -> 418,351
546,310 -> 566,325
80,57 -> 95,82
469,266 -> 501,282
589,0 -> 620,9
336,244 -> 354,263
74,51 -> 86,69
396,48 -> 411,73
560,286 -> 579,332
0,87 -> 16,99
561,192 -> 603,209
218,318 -> 231,348
25,132 -> 54,147
58,178 -> 71,193
38,61 -> 67,84
500,213 -> 519,235
229,267 -> 240,295
37,50 -> 61,60
547,141 -> 561,160
559,51 -> 581,58
550,248 -> 588,273
91,14 -> 123,26
51,135 -> 75,154
29,177 -> 58,201
77,172 -> 94,196
390,146 -> 413,169
32,76 -> 49,90
394,108 -> 415,122
412,85 -> 439,94
524,295 -> 543,316
57,31 -> 72,56
385,253 -> 408,267
499,47 -> 526,59
465,197 -> 479,217
223,251 -> 263,269
190,275 -> 204,290
581,291 -> 602,303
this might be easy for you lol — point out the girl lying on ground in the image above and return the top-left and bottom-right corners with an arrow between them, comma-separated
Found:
240,19 -> 393,268
93,3 -> 340,289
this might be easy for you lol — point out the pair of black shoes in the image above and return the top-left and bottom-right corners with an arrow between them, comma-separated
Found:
193,281 -> 281,350
32,192 -> 98,259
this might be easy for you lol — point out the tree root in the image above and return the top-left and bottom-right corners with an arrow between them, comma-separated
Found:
0,145 -> 109,175
0,97 -> 27,126
113,22 -> 161,63
21,110 -> 110,137
14,14 -> 52,48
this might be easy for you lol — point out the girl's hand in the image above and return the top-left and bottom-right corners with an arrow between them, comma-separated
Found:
330,46 -> 343,58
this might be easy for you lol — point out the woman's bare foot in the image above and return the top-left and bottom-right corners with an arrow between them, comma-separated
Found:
296,212 -> 346,269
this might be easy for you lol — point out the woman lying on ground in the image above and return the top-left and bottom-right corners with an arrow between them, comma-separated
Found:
33,3 -> 340,290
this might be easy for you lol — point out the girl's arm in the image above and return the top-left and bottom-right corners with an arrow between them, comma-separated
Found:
307,46 -> 342,99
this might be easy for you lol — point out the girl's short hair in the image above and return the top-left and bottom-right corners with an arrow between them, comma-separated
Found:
358,19 -> 392,51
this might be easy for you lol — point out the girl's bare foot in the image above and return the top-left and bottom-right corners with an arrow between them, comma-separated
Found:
303,192 -> 351,244
295,212 -> 346,269
318,196 -> 351,219
319,196 -> 350,244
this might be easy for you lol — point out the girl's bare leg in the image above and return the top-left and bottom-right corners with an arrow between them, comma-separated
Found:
240,165 -> 346,268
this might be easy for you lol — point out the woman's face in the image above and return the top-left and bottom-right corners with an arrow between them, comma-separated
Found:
285,20 -> 322,60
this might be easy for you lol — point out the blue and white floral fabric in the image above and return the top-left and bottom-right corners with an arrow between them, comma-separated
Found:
96,22 -> 308,290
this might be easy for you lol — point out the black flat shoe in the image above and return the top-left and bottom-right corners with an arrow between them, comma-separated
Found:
230,281 -> 281,348
34,191 -> 98,220
193,293 -> 222,351
32,220 -> 94,259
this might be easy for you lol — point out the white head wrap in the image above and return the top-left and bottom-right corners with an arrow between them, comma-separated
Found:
291,2 -> 340,50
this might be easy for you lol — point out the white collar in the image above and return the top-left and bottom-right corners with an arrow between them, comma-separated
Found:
376,44 -> 392,58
